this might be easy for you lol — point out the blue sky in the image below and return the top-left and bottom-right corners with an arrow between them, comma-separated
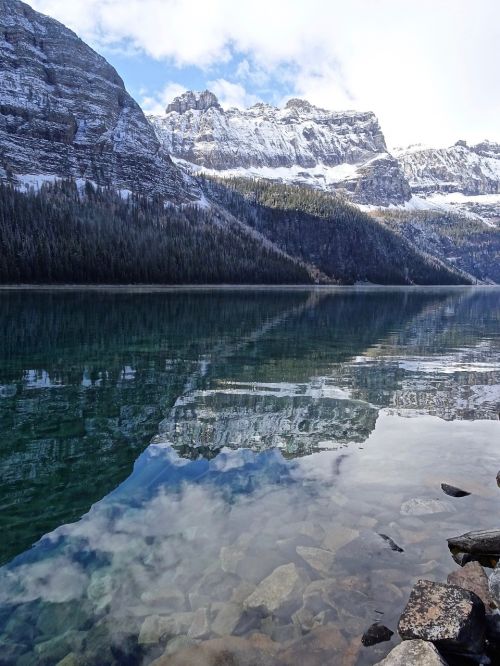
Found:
102,48 -> 292,114
28,0 -> 500,148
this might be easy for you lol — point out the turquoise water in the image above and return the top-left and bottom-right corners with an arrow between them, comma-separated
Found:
0,287 -> 499,665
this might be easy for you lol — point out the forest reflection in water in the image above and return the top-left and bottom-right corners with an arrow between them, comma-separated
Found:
0,287 -> 498,665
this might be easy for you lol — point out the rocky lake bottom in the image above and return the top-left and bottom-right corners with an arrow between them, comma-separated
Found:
0,287 -> 499,665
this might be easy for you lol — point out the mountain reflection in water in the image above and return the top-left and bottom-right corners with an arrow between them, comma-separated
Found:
0,287 -> 498,665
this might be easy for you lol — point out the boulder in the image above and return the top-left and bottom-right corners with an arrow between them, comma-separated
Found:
448,529 -> 500,557
400,498 -> 454,516
244,563 -> 309,616
441,483 -> 470,498
398,579 -> 485,656
447,561 -> 494,612
361,623 -> 394,646
374,639 -> 448,665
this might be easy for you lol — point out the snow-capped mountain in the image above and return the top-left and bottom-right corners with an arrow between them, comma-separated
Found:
0,0 -> 196,202
396,141 -> 500,196
149,91 -> 411,206
395,141 -> 500,221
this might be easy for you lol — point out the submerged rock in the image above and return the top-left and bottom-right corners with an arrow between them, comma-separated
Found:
278,624 -> 350,666
441,483 -> 471,498
219,544 -> 245,574
138,613 -> 193,645
374,639 -> 448,665
35,630 -> 86,664
322,526 -> 359,552
161,636 -> 199,658
187,608 -> 211,640
302,578 -> 337,614
398,579 -> 485,657
211,602 -> 244,636
55,654 -> 80,666
361,623 -> 394,646
150,633 -> 279,666
447,561 -> 494,612
296,546 -> 336,576
244,563 -> 309,616
400,498 -> 455,516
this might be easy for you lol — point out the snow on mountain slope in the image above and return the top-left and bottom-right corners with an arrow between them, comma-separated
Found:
395,141 -> 500,222
149,91 -> 411,206
0,0 -> 196,202
395,140 -> 500,196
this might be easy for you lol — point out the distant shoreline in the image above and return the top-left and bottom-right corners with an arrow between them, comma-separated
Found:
0,284 -> 495,292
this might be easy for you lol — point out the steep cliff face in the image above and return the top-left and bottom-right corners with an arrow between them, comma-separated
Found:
150,91 -> 411,205
0,0 -> 194,201
396,141 -> 500,196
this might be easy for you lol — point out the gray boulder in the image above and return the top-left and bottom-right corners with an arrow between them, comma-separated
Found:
398,579 -> 485,657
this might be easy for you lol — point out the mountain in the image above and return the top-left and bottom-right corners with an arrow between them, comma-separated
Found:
394,141 -> 500,223
396,141 -> 500,196
0,0 -> 195,202
149,91 -> 412,206
0,4 -> 472,285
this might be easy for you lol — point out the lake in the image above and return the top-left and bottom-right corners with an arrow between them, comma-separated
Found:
0,287 -> 499,665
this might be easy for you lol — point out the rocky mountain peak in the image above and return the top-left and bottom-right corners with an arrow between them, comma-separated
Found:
150,90 -> 409,205
165,90 -> 222,114
284,98 -> 314,112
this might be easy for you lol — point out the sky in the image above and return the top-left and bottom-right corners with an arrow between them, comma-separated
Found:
28,0 -> 500,149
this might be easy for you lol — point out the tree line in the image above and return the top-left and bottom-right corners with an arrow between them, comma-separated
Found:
0,180 -> 311,284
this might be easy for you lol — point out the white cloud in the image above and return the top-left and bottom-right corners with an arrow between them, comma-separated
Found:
140,82 -> 187,115
27,0 -> 500,147
208,79 -> 260,109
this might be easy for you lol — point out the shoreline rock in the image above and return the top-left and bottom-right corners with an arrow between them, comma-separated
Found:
398,579 -> 485,657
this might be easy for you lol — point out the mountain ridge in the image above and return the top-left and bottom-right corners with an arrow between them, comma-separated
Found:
149,90 -> 412,206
